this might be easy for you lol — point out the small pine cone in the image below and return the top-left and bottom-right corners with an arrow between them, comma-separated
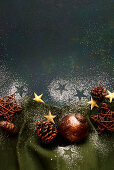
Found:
91,86 -> 106,101
0,121 -> 18,134
35,121 -> 57,144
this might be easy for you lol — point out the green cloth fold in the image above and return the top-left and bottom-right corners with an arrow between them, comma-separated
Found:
0,97 -> 114,170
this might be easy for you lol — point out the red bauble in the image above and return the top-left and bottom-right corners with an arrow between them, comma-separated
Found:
59,113 -> 88,143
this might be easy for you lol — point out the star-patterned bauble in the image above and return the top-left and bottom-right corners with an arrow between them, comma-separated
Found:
105,90 -> 114,103
33,92 -> 44,103
88,96 -> 99,110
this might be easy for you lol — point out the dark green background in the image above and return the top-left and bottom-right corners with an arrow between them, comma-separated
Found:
0,98 -> 114,170
0,0 -> 113,105
0,1 -> 114,170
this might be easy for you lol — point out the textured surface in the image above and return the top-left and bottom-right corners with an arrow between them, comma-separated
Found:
0,1 -> 113,169
0,97 -> 114,170
0,0 -> 113,106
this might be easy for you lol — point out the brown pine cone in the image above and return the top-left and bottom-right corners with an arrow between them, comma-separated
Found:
0,121 -> 18,134
91,86 -> 106,101
35,121 -> 57,144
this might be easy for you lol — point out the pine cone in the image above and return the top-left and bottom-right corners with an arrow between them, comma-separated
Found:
0,121 -> 18,134
91,86 -> 106,101
35,121 -> 57,144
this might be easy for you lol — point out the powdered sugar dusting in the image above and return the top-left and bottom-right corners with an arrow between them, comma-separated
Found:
89,132 -> 114,155
57,145 -> 82,169
8,80 -> 28,100
0,64 -> 28,103
48,73 -> 112,106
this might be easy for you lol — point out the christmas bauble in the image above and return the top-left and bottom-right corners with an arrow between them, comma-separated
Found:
59,113 -> 88,143
35,121 -> 57,144
91,86 -> 106,101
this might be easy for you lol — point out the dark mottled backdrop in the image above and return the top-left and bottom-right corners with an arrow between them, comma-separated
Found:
0,0 -> 113,105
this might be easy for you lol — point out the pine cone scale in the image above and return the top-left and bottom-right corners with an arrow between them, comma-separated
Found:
35,121 -> 57,144
91,86 -> 106,101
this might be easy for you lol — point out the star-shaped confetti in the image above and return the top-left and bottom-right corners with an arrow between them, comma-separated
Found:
88,96 -> 99,110
44,111 -> 56,124
105,90 -> 114,103
33,92 -> 44,103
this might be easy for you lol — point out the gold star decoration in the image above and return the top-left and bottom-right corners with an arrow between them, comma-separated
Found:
88,96 -> 99,110
44,111 -> 56,124
33,92 -> 44,103
105,90 -> 114,103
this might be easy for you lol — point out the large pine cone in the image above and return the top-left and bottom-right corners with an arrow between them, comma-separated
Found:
35,121 -> 57,144
91,86 -> 106,101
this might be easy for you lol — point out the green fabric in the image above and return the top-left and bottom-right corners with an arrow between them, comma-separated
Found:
0,97 -> 114,170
